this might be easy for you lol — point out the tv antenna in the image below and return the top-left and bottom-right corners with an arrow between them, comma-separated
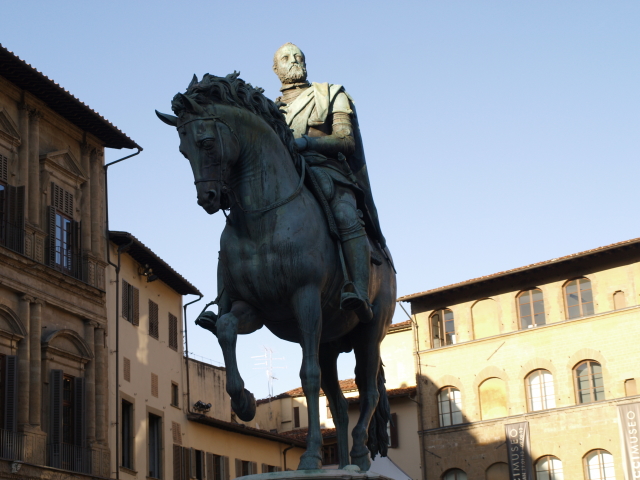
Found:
252,347 -> 286,399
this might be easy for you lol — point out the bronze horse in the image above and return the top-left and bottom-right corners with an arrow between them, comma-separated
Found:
157,73 -> 397,471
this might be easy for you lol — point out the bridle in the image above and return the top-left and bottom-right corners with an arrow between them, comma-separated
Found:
181,112 -> 305,215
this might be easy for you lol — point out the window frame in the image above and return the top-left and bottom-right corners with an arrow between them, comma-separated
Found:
148,413 -> 162,479
171,382 -> 179,408
574,360 -> 605,404
54,211 -> 73,273
583,449 -> 615,480
437,386 -> 463,427
442,468 -> 467,480
564,277 -> 595,319
517,288 -> 546,329
535,455 -> 563,480
430,308 -> 456,348
525,369 -> 556,412
121,399 -> 134,470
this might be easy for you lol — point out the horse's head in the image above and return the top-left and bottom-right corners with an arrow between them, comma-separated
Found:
156,85 -> 239,214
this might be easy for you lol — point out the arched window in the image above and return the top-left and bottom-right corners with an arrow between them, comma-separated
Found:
431,309 -> 456,347
472,299 -> 500,339
479,377 -> 507,420
526,370 -> 556,411
565,278 -> 594,319
574,361 -> 605,404
535,456 -> 563,480
584,449 -> 615,479
485,462 -> 509,480
443,469 -> 467,480
517,289 -> 545,329
613,291 -> 626,310
437,387 -> 462,427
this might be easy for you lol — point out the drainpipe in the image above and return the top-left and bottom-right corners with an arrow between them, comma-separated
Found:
399,301 -> 427,480
183,295 -> 203,415
282,445 -> 295,471
104,147 -> 141,480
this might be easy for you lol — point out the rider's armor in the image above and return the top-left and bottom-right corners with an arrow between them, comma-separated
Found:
277,82 -> 386,322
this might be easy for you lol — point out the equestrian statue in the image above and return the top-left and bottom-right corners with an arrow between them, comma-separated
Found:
156,43 -> 397,472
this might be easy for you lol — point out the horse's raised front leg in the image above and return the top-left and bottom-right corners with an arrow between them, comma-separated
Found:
292,285 -> 323,470
319,344 -> 349,468
215,300 -> 263,422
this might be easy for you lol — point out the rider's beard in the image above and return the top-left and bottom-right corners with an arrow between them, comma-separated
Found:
280,64 -> 307,84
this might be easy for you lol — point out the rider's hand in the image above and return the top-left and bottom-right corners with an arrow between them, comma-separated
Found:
294,136 -> 309,152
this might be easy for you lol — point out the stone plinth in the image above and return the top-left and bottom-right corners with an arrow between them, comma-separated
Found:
239,467 -> 393,480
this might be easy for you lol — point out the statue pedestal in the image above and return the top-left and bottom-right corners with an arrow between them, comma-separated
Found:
240,466 -> 393,480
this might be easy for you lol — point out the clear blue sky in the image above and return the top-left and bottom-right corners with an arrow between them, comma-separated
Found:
4,1 -> 639,400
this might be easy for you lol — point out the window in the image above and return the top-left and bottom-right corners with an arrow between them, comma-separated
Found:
235,459 -> 256,477
625,378 -> 637,396
47,183 -> 78,276
613,291 -> 626,310
169,313 -> 178,350
0,181 -> 25,253
322,444 -> 337,466
485,462 -> 508,480
62,375 -> 75,445
565,278 -> 594,319
261,464 -> 281,473
124,357 -> 131,382
575,361 -> 605,404
0,355 -> 18,433
121,400 -> 133,469
526,370 -> 556,411
479,378 -> 507,420
584,450 -> 615,479
438,387 -> 463,427
326,398 -> 332,419
207,453 -> 227,480
49,370 -> 86,471
149,300 -> 159,339
517,289 -> 545,329
293,406 -> 300,428
431,309 -> 456,347
148,413 -> 162,479
535,456 -> 563,480
388,412 -> 398,448
122,280 -> 140,325
151,373 -> 159,398
443,469 -> 467,480
171,383 -> 179,407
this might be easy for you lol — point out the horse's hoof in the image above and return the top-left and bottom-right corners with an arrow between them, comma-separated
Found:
195,311 -> 218,335
350,453 -> 370,472
297,452 -> 322,470
231,388 -> 256,422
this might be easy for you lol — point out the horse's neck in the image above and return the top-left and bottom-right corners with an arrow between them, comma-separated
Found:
230,122 -> 299,212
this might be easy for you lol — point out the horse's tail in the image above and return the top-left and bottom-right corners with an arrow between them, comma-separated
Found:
366,362 -> 391,459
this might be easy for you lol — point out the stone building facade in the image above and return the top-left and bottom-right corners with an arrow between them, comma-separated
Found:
0,45 -> 139,480
400,238 -> 640,480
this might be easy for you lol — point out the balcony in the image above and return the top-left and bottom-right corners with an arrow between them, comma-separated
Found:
47,443 -> 92,474
0,428 -> 25,462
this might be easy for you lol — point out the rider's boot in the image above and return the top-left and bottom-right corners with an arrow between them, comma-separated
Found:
340,235 -> 373,323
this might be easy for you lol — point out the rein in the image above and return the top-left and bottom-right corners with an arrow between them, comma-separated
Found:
185,113 -> 306,215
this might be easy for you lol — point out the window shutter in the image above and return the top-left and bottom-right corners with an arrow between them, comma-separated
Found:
151,373 -> 159,398
249,462 -> 257,475
122,279 -> 129,320
46,206 -> 56,267
174,444 -> 183,480
223,456 -> 230,480
182,446 -> 191,480
149,300 -> 159,339
234,459 -> 241,479
6,185 -> 25,254
132,286 -> 140,326
0,154 -> 7,182
169,313 -> 178,350
71,220 -> 83,280
389,412 -> 398,448
261,464 -> 267,474
74,377 -> 86,446
124,357 -> 131,382
293,406 -> 300,428
50,370 -> 64,445
206,453 -> 214,480
4,355 -> 18,432
172,421 -> 182,445
189,448 -> 197,479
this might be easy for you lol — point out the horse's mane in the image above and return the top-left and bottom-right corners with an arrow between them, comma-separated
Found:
171,72 -> 298,162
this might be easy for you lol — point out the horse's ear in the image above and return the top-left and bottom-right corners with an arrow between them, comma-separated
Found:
179,93 -> 205,115
155,110 -> 178,127
188,74 -> 198,89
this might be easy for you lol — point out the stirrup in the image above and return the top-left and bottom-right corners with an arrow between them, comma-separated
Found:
340,292 -> 374,323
